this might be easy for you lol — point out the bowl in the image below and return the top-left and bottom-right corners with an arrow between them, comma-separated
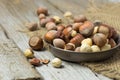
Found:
49,36 -> 120,62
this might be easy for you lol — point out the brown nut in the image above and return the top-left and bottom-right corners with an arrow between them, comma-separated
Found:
109,38 -> 116,48
29,58 -> 40,66
79,21 -> 94,37
64,43 -> 75,51
57,25 -> 65,31
72,22 -> 83,32
38,13 -> 46,20
75,47 -> 81,52
40,18 -> 55,27
45,22 -> 56,31
53,38 -> 65,49
70,34 -> 85,47
44,30 -> 57,44
25,22 -> 38,31
98,25 -> 110,38
29,36 -> 44,50
74,15 -> 87,23
37,7 -> 48,16
93,33 -> 107,47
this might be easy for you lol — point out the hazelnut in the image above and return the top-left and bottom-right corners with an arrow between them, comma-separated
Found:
109,38 -> 116,48
37,7 -> 48,16
64,43 -> 75,51
79,21 -> 94,37
93,20 -> 102,26
71,30 -> 77,37
53,16 -> 62,24
44,30 -> 57,43
24,48 -> 34,58
40,18 -> 55,27
57,25 -> 65,31
93,33 -> 107,47
74,15 -> 87,23
72,23 -> 83,32
80,44 -> 92,52
64,11 -> 73,18
101,44 -> 111,51
29,58 -> 40,66
81,38 -> 93,46
29,36 -> 44,50
45,22 -> 57,31
92,26 -> 99,35
53,38 -> 65,49
25,22 -> 38,31
51,58 -> 62,68
70,34 -> 85,47
91,45 -> 100,52
38,13 -> 46,20
98,25 -> 110,38
75,47 -> 81,52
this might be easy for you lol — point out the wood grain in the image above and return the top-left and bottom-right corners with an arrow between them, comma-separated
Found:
0,0 -> 112,80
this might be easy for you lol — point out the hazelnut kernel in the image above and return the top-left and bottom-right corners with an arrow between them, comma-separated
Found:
71,30 -> 77,37
24,48 -> 34,58
64,11 -> 73,18
53,16 -> 62,24
80,44 -> 92,52
91,45 -> 100,52
101,44 -> 111,51
81,38 -> 93,46
51,58 -> 62,68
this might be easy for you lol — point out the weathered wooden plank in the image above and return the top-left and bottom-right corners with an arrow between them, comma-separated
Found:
0,0 -> 111,80
0,40 -> 40,80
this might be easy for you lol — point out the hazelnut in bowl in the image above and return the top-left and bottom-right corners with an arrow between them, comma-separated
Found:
44,21 -> 120,62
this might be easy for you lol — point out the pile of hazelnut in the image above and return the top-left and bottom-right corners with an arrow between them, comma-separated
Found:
43,12 -> 118,52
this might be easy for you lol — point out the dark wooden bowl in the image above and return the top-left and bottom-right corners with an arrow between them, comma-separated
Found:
49,36 -> 120,62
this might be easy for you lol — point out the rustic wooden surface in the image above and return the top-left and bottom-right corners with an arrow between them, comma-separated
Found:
0,0 -> 117,80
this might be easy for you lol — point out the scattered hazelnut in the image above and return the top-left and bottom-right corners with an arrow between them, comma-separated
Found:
44,30 -> 57,43
109,38 -> 116,48
70,34 -> 85,47
101,44 -> 111,51
45,22 -> 56,31
75,47 -> 81,52
51,58 -> 62,68
25,22 -> 38,31
71,30 -> 77,37
81,38 -> 93,46
72,23 -> 83,32
53,38 -> 65,49
93,26 -> 99,35
79,21 -> 94,37
38,13 -> 46,20
37,7 -> 48,16
64,43 -> 75,51
53,16 -> 62,24
64,11 -> 73,18
29,58 -> 40,66
98,25 -> 110,38
91,45 -> 100,52
74,15 -> 87,23
80,44 -> 92,52
29,36 -> 44,50
24,48 -> 34,58
93,33 -> 107,47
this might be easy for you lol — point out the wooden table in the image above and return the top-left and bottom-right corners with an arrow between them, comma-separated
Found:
0,0 -> 115,80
